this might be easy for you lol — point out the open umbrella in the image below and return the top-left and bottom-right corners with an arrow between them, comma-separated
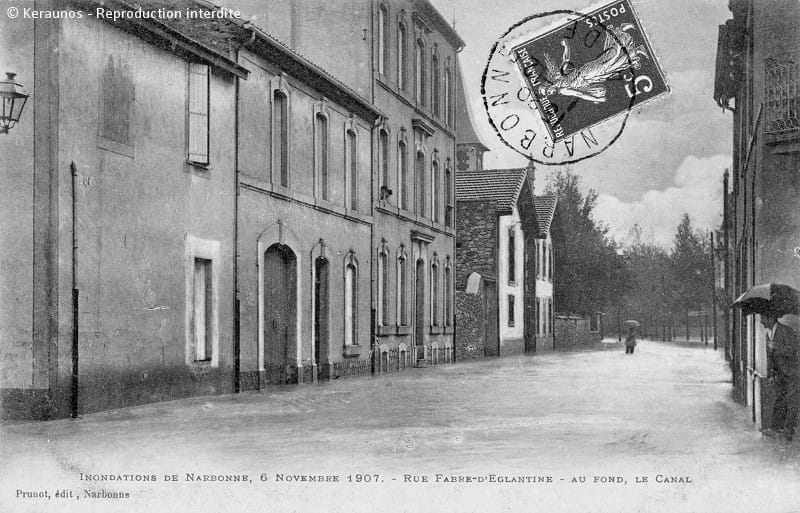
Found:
731,283 -> 800,317
624,320 -> 641,328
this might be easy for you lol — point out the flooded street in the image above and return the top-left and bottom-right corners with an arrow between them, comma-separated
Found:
2,339 -> 798,513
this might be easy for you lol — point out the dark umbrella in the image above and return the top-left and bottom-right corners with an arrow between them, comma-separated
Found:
731,283 -> 800,317
624,320 -> 640,328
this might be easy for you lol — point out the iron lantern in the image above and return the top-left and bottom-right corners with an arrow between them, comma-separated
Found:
0,72 -> 30,134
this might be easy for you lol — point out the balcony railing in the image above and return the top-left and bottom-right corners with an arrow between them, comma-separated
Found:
765,58 -> 800,136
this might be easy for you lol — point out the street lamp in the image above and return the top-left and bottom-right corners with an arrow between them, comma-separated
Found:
0,72 -> 30,134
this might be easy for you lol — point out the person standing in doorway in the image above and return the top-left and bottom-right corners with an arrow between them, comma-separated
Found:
625,327 -> 637,354
761,312 -> 800,441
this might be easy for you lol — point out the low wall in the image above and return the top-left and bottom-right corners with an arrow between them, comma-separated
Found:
554,315 -> 601,350
455,291 -> 485,360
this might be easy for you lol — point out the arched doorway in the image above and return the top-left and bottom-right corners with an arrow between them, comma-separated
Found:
263,244 -> 297,384
314,256 -> 330,379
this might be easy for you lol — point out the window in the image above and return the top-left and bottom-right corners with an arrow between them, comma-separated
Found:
378,245 -> 389,326
445,162 -> 453,227
193,258 -> 212,361
101,55 -> 134,148
344,263 -> 357,346
508,228 -> 516,284
431,259 -> 440,326
185,235 -> 219,367
188,63 -> 209,164
432,158 -> 440,223
415,39 -> 426,105
273,90 -> 288,186
346,128 -> 358,210
399,140 -> 408,210
397,247 -> 408,326
445,258 -> 452,326
380,128 -> 390,193
415,150 -> 425,216
315,112 -> 329,200
398,22 -> 407,91
444,63 -> 452,127
378,5 -> 389,76
508,294 -> 515,327
432,52 -> 440,117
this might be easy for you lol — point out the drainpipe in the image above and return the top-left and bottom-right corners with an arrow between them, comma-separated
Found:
70,161 -> 79,419
233,53 -> 242,393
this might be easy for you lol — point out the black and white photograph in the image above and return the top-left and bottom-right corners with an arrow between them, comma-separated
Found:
1,0 -> 798,511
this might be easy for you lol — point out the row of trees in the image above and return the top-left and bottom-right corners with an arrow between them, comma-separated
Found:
547,170 -> 716,336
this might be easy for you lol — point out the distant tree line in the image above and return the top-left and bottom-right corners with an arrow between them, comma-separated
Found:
547,170 -> 717,338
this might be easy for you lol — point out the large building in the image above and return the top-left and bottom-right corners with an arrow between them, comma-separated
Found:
224,0 -> 464,368
1,0 -> 245,418
0,0 -> 465,419
714,0 -> 800,428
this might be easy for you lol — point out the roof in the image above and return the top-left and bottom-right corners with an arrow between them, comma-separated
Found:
456,168 -> 527,214
534,195 -> 558,237
455,56 -> 490,151
413,0 -> 465,50
243,23 -> 383,121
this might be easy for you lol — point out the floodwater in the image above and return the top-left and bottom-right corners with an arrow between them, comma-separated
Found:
2,338 -> 798,513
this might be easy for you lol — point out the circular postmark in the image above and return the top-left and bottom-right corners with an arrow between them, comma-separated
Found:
482,1 -> 669,166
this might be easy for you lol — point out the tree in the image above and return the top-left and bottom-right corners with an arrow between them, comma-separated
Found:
670,213 -> 711,313
547,169 -> 629,316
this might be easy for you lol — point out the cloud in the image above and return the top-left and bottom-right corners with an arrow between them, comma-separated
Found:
593,154 -> 730,248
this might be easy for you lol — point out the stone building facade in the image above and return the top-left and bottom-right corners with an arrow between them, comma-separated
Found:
0,0 -> 466,419
455,168 -> 539,356
0,0 -> 246,418
714,0 -> 800,429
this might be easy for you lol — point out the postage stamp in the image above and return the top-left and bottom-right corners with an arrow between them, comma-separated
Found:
482,0 -> 670,164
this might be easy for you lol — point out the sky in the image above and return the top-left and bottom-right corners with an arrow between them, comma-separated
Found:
432,0 -> 732,248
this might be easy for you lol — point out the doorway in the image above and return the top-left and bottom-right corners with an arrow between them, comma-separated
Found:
415,258 -> 426,362
263,244 -> 297,384
314,257 -> 329,379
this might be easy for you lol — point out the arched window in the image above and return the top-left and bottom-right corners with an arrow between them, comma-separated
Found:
415,150 -> 425,217
344,253 -> 359,346
415,39 -> 426,105
398,139 -> 408,210
315,112 -> 329,200
445,257 -> 452,326
444,62 -> 452,127
432,51 -> 440,117
346,127 -> 358,211
379,128 -> 390,193
445,161 -> 453,227
431,257 -> 440,326
398,22 -> 407,91
378,5 -> 389,76
432,157 -> 440,223
378,243 -> 389,326
397,246 -> 408,326
273,90 -> 288,187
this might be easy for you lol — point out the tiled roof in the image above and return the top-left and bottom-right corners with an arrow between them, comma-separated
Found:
456,168 -> 527,213
534,195 -> 558,236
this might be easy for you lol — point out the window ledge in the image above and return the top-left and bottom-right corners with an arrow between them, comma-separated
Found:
429,325 -> 444,335
377,325 -> 395,337
396,325 -> 411,336
444,326 -> 454,335
343,345 -> 362,358
97,135 -> 135,159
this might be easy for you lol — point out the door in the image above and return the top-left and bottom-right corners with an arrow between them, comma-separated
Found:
314,257 -> 329,378
263,244 -> 297,384
484,280 -> 499,357
415,258 -> 425,361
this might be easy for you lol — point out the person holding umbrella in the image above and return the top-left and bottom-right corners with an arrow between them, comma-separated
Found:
624,320 -> 640,355
732,284 -> 800,441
